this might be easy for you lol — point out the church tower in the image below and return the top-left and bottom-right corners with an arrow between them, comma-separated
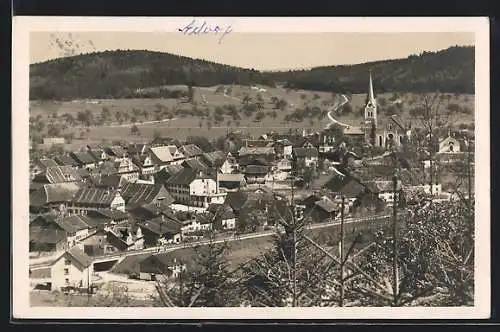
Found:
364,70 -> 377,127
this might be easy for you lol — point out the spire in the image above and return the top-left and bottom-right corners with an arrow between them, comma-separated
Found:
368,70 -> 375,104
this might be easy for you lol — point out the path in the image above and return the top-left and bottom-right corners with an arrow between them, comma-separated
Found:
30,214 -> 390,270
325,94 -> 352,129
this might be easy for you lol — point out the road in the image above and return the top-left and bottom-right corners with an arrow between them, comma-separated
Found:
29,214 -> 390,270
325,94 -> 351,129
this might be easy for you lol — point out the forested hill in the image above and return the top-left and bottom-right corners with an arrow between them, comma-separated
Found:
30,46 -> 474,100
272,46 -> 474,94
29,50 -> 273,100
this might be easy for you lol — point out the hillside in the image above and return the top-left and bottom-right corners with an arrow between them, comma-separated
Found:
272,46 -> 474,94
29,46 -> 474,100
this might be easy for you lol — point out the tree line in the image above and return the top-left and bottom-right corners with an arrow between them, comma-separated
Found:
29,46 -> 474,100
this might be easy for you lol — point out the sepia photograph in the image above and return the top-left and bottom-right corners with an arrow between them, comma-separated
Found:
12,17 -> 490,319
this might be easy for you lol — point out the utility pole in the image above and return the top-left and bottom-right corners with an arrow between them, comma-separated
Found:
339,195 -> 345,307
392,171 -> 399,305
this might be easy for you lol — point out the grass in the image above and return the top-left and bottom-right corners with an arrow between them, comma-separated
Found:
30,85 -> 475,151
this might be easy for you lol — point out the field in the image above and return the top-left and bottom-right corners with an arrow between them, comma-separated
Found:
30,84 -> 475,151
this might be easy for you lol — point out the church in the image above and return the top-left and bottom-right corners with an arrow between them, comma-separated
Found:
341,71 -> 410,149
363,71 -> 408,149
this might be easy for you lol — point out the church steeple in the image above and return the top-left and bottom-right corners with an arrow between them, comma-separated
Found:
368,70 -> 376,105
364,70 -> 377,126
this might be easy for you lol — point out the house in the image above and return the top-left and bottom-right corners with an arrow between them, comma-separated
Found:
86,209 -> 129,229
220,152 -> 239,174
322,169 -> 384,214
70,151 -> 98,169
120,182 -> 174,209
29,182 -> 83,214
365,180 -> 403,204
201,150 -> 226,169
292,147 -> 319,168
90,173 -> 127,189
243,165 -> 270,184
153,164 -> 184,185
139,215 -> 182,246
69,187 -> 126,214
81,229 -> 118,256
138,253 -> 187,281
128,200 -> 173,221
49,247 -> 93,291
105,145 -> 128,159
179,144 -> 204,159
54,154 -> 80,167
343,126 -> 366,146
238,146 -> 276,164
132,154 -> 156,176
274,139 -> 294,159
182,158 -> 209,172
30,225 -> 68,253
276,157 -> 293,173
86,147 -> 109,164
149,145 -> 183,168
217,173 -> 247,192
309,197 -> 339,223
36,158 -> 59,171
43,137 -> 65,146
32,166 -> 83,184
166,168 -> 226,208
30,214 -> 96,249
207,204 -> 237,230
439,135 -> 461,153
114,157 -> 140,182
126,143 -> 149,156
106,225 -> 144,252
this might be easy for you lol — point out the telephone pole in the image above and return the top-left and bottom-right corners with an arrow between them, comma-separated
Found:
339,195 -> 345,307
392,172 -> 399,305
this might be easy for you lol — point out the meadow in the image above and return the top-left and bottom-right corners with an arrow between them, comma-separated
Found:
30,84 -> 475,150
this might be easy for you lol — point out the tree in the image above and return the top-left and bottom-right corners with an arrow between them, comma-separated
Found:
130,124 -> 140,136
255,111 -> 265,122
188,84 -> 195,103
238,202 -> 337,307
155,234 -> 238,307
186,136 -> 213,152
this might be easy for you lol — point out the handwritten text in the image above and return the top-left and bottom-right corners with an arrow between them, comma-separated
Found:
178,19 -> 233,44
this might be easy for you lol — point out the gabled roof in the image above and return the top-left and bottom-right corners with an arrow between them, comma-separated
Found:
90,173 -> 123,189
106,146 -> 127,157
70,151 -> 96,165
72,187 -> 120,205
37,158 -> 58,169
182,158 -> 209,171
86,209 -> 129,221
120,182 -> 173,206
344,126 -> 365,135
63,246 -> 92,268
165,168 -> 211,186
87,148 -> 106,161
54,214 -> 94,233
30,228 -> 67,244
54,155 -> 79,167
238,146 -> 275,156
43,166 -> 82,183
30,182 -> 83,206
293,147 -> 319,158
217,173 -> 246,183
244,165 -> 270,175
323,171 -> 369,198
153,165 -> 183,184
149,146 -> 174,163
141,216 -> 182,235
314,198 -> 338,213
179,144 -> 204,158
225,192 -> 249,212
201,150 -> 226,167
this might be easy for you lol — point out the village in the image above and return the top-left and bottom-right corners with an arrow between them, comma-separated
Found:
28,72 -> 475,306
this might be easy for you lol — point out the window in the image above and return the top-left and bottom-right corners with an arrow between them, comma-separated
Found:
64,268 -> 69,275
65,278 -> 69,285
65,259 -> 71,265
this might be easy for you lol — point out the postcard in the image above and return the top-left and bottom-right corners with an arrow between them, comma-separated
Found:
12,16 -> 490,320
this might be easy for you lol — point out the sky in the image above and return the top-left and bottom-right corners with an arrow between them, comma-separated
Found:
30,32 -> 474,71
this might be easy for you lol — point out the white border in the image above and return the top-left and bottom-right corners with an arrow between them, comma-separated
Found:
12,16 -> 490,320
